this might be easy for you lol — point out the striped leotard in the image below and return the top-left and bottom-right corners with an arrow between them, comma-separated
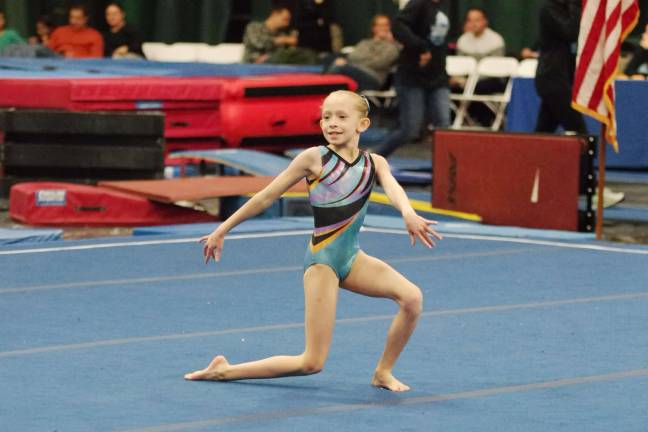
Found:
304,145 -> 376,280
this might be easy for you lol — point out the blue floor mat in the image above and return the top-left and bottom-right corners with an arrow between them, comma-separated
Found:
1,228 -> 647,431
0,227 -> 62,245
386,157 -> 432,171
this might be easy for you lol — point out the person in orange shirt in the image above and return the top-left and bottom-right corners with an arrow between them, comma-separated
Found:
48,4 -> 103,58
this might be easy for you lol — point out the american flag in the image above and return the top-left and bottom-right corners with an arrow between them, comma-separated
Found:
572,0 -> 640,151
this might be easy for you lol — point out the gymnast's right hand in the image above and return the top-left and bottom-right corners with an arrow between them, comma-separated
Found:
199,229 -> 225,264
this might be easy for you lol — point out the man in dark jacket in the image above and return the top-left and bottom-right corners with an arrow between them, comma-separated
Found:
535,0 -> 624,207
371,0 -> 450,157
623,23 -> 648,78
534,0 -> 585,133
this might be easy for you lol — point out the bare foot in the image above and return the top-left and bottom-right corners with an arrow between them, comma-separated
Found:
371,371 -> 411,392
184,355 -> 230,381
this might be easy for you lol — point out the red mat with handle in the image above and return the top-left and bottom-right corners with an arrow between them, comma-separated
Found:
433,130 -> 588,231
9,182 -> 217,227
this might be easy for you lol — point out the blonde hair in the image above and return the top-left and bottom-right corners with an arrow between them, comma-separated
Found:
323,90 -> 370,118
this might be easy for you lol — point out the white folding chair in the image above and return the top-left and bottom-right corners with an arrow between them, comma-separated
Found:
452,56 -> 519,131
361,88 -> 397,110
141,42 -> 167,61
197,43 -> 245,63
516,58 -> 538,78
361,64 -> 398,111
172,42 -> 209,52
446,55 -> 478,127
446,55 -> 478,79
151,43 -> 207,62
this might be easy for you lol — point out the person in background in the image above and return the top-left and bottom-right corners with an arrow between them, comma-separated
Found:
535,0 -> 583,134
103,2 -> 144,58
28,15 -> 54,46
326,14 -> 400,91
621,23 -> 648,80
48,4 -> 103,58
456,7 -> 505,60
243,6 -> 316,64
455,7 -> 507,126
370,0 -> 450,157
535,0 -> 624,207
294,0 -> 343,56
242,6 -> 297,63
0,10 -> 26,53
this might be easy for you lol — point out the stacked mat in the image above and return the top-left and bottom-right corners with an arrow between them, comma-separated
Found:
0,59 -> 355,154
0,109 -> 165,197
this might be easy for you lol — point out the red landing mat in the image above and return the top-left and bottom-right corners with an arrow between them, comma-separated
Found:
0,77 -> 223,139
98,176 -> 308,203
0,74 -> 355,146
0,77 -> 223,109
9,182 -> 216,226
218,74 -> 356,148
432,130 -> 585,231
0,73 -> 355,147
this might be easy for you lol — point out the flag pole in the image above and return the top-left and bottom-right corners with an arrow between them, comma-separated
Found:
595,124 -> 606,240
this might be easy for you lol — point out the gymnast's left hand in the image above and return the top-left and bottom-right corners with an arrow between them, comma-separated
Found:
199,229 -> 225,264
404,212 -> 443,248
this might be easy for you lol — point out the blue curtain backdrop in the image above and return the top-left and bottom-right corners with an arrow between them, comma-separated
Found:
0,0 -> 645,53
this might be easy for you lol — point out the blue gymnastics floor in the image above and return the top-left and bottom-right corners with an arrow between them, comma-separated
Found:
1,220 -> 648,431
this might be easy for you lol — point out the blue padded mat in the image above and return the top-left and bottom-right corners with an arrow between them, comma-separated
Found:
391,170 -> 431,185
0,227 -> 62,245
363,215 -> 595,241
169,149 -> 432,185
283,147 -> 433,185
601,205 -> 648,222
386,157 -> 432,171
0,58 -> 322,79
169,149 -> 291,176
606,170 -> 648,184
133,215 -> 594,242
133,217 -> 313,237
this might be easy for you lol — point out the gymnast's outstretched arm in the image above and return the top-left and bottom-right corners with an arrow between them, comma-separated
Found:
200,147 -> 321,263
371,154 -> 443,248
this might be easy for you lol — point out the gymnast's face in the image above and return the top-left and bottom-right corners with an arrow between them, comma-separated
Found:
320,93 -> 369,146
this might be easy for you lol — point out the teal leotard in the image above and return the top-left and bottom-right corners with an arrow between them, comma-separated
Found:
304,145 -> 376,280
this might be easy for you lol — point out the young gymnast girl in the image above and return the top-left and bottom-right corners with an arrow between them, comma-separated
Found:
185,90 -> 442,392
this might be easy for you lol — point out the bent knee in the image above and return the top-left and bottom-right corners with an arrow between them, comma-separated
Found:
300,356 -> 326,375
400,286 -> 423,316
